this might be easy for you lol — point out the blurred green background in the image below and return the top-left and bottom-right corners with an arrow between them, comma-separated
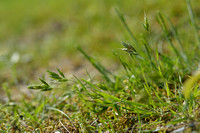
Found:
0,0 -> 199,87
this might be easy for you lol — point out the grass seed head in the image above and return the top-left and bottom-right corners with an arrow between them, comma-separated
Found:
121,42 -> 138,55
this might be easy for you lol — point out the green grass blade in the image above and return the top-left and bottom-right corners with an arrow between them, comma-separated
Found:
142,38 -> 158,71
186,0 -> 200,47
156,12 -> 182,61
115,8 -> 138,47
34,101 -> 45,117
77,46 -> 112,82
56,67 -> 65,78
166,16 -> 189,64
166,17 -> 184,52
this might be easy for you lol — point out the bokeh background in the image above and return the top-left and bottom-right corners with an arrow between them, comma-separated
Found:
0,0 -> 199,97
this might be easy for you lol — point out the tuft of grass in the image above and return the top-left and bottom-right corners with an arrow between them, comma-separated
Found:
1,0 -> 200,132
26,0 -> 200,132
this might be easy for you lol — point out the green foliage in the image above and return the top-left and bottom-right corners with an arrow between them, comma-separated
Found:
28,68 -> 67,91
1,0 -> 200,132
121,42 -> 138,55
47,68 -> 67,82
27,78 -> 52,91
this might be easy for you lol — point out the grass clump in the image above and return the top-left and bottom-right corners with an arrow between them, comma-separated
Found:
1,0 -> 200,132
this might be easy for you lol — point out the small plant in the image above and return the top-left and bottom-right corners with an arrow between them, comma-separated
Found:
9,0 -> 200,132
28,68 -> 67,91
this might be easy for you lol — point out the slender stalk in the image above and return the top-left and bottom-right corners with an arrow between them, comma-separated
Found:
166,16 -> 189,65
77,46 -> 112,82
115,8 -> 138,47
156,12 -> 186,65
187,0 -> 200,47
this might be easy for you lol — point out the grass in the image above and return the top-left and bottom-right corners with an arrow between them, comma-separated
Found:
1,0 -> 200,132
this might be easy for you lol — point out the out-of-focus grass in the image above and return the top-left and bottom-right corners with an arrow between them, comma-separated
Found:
1,0 -> 198,83
1,0 -> 197,54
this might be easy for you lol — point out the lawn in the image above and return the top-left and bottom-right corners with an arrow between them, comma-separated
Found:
0,0 -> 200,132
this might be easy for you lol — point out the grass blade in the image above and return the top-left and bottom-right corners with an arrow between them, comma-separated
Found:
47,107 -> 75,127
77,46 -> 112,82
115,8 -> 138,47
186,0 -> 200,47
156,12 -> 181,61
